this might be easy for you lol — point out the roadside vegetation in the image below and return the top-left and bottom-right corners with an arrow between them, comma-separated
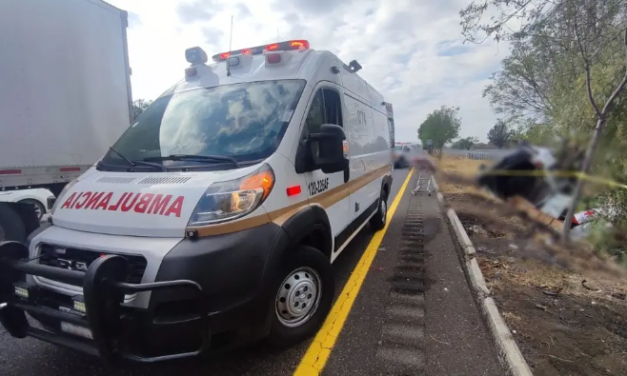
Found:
131,98 -> 152,121
460,0 -> 627,249
433,154 -> 627,376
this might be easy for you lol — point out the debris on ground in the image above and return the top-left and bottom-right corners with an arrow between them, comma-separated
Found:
434,154 -> 627,376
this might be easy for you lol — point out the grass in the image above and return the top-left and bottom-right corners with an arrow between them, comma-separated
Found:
435,155 -> 627,376
435,155 -> 627,303
431,154 -> 495,198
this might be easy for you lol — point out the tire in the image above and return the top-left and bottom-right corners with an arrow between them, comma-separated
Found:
267,245 -> 335,347
0,203 -> 26,242
18,199 -> 45,221
397,157 -> 406,169
369,189 -> 388,231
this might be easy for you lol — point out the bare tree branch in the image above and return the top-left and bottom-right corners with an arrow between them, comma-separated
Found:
562,26 -> 627,241
571,2 -> 604,116
600,27 -> 627,116
584,65 -> 602,117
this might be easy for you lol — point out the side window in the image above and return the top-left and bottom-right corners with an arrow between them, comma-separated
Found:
388,118 -> 395,147
321,89 -> 343,127
304,88 -> 344,161
305,91 -> 325,135
304,88 -> 343,136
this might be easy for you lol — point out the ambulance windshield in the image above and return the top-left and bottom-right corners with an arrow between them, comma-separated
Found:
101,79 -> 305,171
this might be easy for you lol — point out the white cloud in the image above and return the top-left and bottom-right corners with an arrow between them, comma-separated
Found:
106,0 -> 508,142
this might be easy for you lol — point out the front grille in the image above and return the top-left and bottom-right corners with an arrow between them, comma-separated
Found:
137,176 -> 192,185
96,176 -> 137,184
38,244 -> 147,286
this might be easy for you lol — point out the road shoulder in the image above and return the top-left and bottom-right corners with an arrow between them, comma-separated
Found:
422,191 -> 502,376
320,171 -> 503,376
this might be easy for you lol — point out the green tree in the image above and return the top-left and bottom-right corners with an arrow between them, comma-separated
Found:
417,105 -> 461,150
487,120 -> 514,148
132,99 -> 153,121
451,136 -> 479,150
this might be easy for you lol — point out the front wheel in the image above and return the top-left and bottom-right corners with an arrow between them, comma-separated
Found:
267,245 -> 335,347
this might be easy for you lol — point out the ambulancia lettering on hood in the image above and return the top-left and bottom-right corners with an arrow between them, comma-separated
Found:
60,191 -> 185,217
51,166 -> 263,238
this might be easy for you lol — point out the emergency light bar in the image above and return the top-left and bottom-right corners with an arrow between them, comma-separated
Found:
185,46 -> 208,65
212,40 -> 310,62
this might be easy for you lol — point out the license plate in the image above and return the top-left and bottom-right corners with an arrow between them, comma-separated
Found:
60,322 -> 92,339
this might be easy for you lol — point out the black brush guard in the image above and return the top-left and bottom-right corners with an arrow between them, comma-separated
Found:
0,241 -> 210,363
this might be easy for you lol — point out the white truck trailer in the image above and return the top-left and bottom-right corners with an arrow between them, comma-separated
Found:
0,0 -> 133,242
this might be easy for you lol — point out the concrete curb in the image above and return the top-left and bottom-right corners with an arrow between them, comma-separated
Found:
447,209 -> 476,256
429,176 -> 445,203
482,297 -> 533,376
430,176 -> 533,376
466,257 -> 491,299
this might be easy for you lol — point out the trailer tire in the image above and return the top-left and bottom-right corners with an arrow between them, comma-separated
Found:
0,203 -> 26,242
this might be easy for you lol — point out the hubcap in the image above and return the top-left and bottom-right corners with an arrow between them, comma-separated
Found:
275,267 -> 322,328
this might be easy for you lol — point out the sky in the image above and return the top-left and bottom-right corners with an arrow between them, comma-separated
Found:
106,0 -> 509,143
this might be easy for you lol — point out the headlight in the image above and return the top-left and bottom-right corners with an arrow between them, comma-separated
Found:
188,164 -> 275,226
49,178 -> 79,216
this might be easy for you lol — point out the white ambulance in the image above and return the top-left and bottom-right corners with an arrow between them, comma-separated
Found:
0,40 -> 394,362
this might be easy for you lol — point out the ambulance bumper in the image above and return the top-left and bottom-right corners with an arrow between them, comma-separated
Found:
0,223 -> 287,363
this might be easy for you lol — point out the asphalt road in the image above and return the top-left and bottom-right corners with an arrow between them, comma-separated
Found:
0,168 -> 412,376
321,170 -> 502,376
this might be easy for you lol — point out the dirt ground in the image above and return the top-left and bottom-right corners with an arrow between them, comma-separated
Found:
433,155 -> 627,376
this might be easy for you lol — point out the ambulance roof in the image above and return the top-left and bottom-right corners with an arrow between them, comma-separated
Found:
160,40 -> 385,113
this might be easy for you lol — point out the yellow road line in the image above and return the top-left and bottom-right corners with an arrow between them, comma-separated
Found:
293,169 -> 415,376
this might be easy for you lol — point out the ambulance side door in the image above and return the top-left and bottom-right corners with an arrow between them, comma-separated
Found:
298,86 -> 350,246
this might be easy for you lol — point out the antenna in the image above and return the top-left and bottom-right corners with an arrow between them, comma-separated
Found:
277,28 -> 279,40
227,15 -> 233,77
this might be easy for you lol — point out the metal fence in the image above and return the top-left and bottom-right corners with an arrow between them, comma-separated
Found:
466,152 -> 498,160
444,148 -> 509,161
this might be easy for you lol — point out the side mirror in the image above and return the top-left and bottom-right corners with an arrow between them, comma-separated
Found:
307,124 -> 348,174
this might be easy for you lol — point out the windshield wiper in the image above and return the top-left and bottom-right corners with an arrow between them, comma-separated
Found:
108,147 -> 166,171
144,154 -> 240,168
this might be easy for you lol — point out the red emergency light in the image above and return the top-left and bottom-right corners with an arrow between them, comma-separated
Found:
212,40 -> 310,62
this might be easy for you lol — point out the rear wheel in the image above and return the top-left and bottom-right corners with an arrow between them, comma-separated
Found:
267,245 -> 335,347
396,157 -> 406,169
370,189 -> 388,231
0,203 -> 26,242
18,199 -> 45,221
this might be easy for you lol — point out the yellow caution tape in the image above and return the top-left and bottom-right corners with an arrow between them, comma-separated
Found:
477,169 -> 627,190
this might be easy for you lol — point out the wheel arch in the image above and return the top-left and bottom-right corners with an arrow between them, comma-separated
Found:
281,205 -> 333,260
16,197 -> 47,212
